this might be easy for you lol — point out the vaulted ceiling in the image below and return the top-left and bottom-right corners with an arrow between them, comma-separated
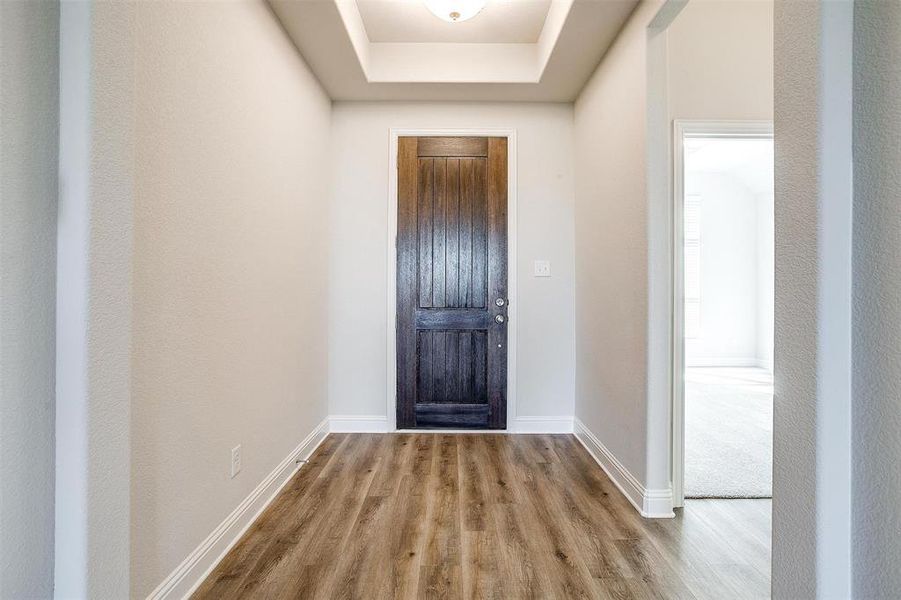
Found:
268,0 -> 638,102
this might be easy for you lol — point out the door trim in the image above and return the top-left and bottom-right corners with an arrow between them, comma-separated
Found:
671,119 -> 774,507
387,128 -> 518,432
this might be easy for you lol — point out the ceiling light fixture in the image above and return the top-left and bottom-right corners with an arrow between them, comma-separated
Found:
422,0 -> 487,23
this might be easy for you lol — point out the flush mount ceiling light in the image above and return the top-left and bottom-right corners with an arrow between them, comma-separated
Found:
422,0 -> 488,22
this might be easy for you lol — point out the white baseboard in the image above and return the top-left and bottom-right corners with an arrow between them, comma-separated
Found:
146,417 -> 330,600
329,415 -> 389,433
510,416 -> 574,433
330,414 -> 572,434
573,418 -> 674,519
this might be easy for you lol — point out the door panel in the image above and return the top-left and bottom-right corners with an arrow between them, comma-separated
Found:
397,136 -> 507,429
416,330 -> 488,405
417,158 -> 488,309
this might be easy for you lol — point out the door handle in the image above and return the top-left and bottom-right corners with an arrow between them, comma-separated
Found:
495,314 -> 506,324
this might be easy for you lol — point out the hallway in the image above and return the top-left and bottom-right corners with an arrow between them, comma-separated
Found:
194,434 -> 770,599
9,0 -> 901,597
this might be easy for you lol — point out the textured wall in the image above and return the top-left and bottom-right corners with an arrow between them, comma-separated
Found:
328,102 -> 576,423
772,1 -> 855,596
772,4 -> 820,591
0,1 -> 58,597
127,2 -> 332,596
852,2 -> 901,597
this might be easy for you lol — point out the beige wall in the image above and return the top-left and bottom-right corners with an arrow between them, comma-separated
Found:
129,2 -> 332,596
0,1 -> 58,597
668,0 -> 774,122
573,0 -> 773,492
573,0 -> 662,488
328,102 -> 576,426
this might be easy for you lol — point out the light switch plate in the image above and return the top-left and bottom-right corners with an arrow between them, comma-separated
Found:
533,260 -> 551,277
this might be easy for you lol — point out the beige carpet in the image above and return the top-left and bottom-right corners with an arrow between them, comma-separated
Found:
684,367 -> 773,499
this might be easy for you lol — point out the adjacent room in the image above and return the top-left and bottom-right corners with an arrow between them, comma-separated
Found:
680,134 -> 775,499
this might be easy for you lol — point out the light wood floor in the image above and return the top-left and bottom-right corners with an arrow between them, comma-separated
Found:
193,434 -> 771,599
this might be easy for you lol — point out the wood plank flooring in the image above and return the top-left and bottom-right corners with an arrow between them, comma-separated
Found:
193,434 -> 770,599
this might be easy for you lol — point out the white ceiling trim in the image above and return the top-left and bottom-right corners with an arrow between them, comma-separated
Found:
268,0 -> 640,101
335,0 -> 373,72
534,0 -> 572,79
367,43 -> 540,83
335,0 -> 572,84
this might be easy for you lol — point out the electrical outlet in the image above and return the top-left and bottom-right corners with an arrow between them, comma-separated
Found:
533,260 -> 551,277
230,445 -> 242,478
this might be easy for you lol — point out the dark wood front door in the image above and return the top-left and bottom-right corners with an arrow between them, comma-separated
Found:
396,136 -> 508,429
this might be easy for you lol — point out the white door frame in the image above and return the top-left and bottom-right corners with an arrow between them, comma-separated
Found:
671,120 -> 774,507
386,128 -> 518,432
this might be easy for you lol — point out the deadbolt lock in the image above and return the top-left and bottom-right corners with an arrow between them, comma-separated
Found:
495,298 -> 506,307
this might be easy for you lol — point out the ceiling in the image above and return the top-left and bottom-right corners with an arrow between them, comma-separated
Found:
267,0 -> 638,102
357,0 -> 552,43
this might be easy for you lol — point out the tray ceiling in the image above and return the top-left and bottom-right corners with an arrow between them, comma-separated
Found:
356,0 -> 552,44
268,0 -> 638,101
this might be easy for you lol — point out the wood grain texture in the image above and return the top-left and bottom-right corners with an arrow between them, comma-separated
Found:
418,137 -> 489,157
416,331 -> 487,406
193,434 -> 771,600
485,138 -> 507,429
397,137 -> 419,428
398,137 -> 507,428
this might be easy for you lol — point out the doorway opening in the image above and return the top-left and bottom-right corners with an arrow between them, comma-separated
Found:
673,122 -> 774,504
